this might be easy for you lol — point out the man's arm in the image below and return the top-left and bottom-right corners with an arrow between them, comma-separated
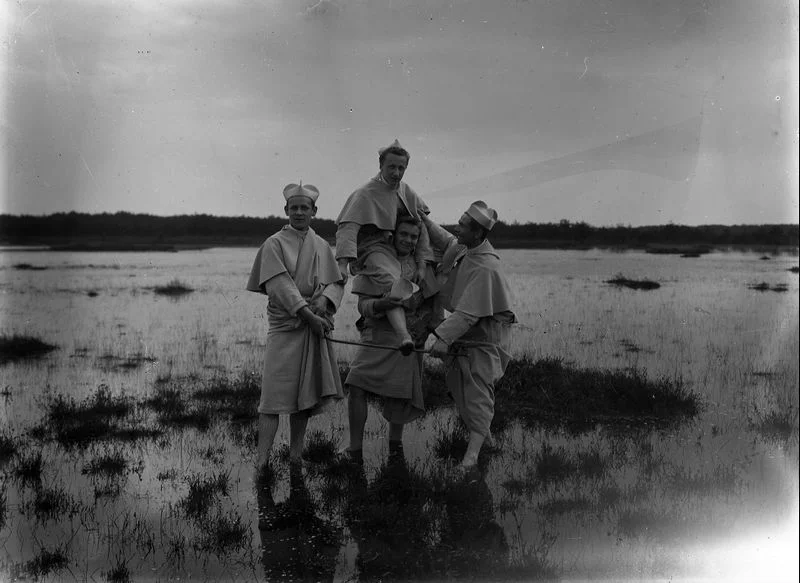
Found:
264,274 -> 331,336
421,214 -> 456,252
335,222 -> 360,281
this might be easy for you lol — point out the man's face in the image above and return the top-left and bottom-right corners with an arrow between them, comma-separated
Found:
394,222 -> 420,256
455,213 -> 481,247
379,153 -> 408,187
284,197 -> 316,231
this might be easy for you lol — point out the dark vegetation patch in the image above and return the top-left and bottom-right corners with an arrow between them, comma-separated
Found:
790,266 -> 799,274
180,471 -> 230,518
96,353 -> 157,371
0,431 -> 18,464
605,275 -> 661,291
142,386 -> 212,431
81,451 -> 130,477
24,485 -> 82,521
750,406 -> 798,443
34,385 -> 162,447
12,263 -> 48,270
152,279 -> 194,297
190,372 -> 260,426
15,547 -> 70,580
87,290 -> 99,297
0,334 -> 57,365
680,252 -> 702,258
759,255 -> 773,260
106,559 -> 132,583
193,511 -> 251,556
644,245 -> 712,255
747,281 -> 789,292
489,357 -> 700,432
14,451 -> 44,485
303,430 -> 338,464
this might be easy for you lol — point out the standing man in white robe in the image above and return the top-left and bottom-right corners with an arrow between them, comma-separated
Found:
246,182 -> 345,468
424,201 -> 516,470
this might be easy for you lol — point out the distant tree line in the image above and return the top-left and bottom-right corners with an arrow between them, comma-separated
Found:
0,212 -> 797,249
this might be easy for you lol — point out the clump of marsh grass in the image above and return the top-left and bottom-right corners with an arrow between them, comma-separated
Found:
24,485 -> 80,521
12,263 -> 48,270
303,429 -> 338,464
97,353 -> 157,372
789,266 -> 799,274
193,510 -> 251,556
605,274 -> 660,291
750,406 -> 799,443
153,279 -> 194,297
534,443 -> 576,484
747,281 -> 789,292
0,334 -> 57,365
16,546 -> 70,580
105,558 -> 131,583
191,371 -> 260,425
82,450 -> 129,477
492,356 -> 701,432
14,451 -> 44,485
143,385 -> 212,431
35,385 -> 140,447
179,471 -> 230,518
0,431 -> 19,464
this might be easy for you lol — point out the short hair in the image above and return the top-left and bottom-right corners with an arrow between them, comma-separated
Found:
395,214 -> 421,232
379,146 -> 410,166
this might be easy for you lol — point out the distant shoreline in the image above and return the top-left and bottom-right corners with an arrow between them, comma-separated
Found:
1,239 -> 797,255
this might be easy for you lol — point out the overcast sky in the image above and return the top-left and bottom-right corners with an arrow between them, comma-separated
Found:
1,0 -> 797,225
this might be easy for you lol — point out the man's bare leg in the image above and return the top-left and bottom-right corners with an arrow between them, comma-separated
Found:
461,430 -> 485,468
256,413 -> 280,468
289,410 -> 310,462
386,307 -> 414,354
348,386 -> 368,453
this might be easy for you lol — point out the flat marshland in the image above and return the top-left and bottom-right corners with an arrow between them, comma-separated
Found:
0,247 -> 798,581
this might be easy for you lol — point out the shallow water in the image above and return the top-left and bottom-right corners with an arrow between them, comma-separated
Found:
1,247 -> 798,581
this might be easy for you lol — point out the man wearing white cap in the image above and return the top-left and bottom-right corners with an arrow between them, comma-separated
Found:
246,182 -> 345,468
423,201 -> 516,469
335,139 -> 434,297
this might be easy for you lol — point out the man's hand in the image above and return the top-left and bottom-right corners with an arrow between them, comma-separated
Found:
309,295 -> 331,317
415,262 -> 427,285
299,306 -> 332,337
337,259 -> 351,284
428,338 -> 449,360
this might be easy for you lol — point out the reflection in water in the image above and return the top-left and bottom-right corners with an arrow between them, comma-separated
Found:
257,464 -> 342,582
344,447 -> 509,581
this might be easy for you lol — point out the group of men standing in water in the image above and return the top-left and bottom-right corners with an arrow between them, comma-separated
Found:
246,139 -> 516,471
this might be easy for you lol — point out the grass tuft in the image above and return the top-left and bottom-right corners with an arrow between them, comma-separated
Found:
605,274 -> 661,291
12,263 -> 48,270
193,510 -> 251,556
180,471 -> 230,518
153,279 -> 194,297
492,356 -> 701,432
106,558 -> 132,583
22,547 -> 70,579
0,431 -> 19,464
303,430 -> 338,464
748,281 -> 789,292
0,334 -> 58,365
750,406 -> 798,443
82,451 -> 129,477
14,451 -> 44,485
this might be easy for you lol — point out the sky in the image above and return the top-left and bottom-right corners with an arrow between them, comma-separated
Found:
1,0 -> 798,226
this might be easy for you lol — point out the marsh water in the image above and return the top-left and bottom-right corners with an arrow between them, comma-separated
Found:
1,247 -> 798,581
